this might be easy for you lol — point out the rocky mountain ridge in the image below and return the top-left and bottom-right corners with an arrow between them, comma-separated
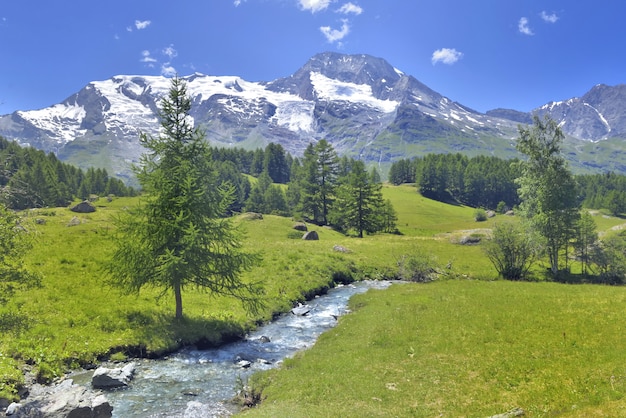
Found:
0,52 -> 625,177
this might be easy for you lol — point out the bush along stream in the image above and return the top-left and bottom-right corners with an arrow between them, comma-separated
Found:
12,280 -> 392,417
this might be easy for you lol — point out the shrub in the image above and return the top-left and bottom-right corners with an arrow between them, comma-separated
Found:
396,253 -> 439,282
474,208 -> 487,222
484,222 -> 539,280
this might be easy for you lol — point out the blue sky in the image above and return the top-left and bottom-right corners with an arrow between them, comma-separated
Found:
1,1 -> 625,115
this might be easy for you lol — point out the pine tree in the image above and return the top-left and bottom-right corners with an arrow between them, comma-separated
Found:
331,160 -> 385,238
106,77 -> 261,319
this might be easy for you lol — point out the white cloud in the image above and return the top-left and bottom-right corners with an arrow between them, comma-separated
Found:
135,20 -> 151,30
233,0 -> 243,5
540,11 -> 559,23
161,64 -> 177,77
431,48 -> 463,65
140,50 -> 157,64
518,17 -> 533,35
320,19 -> 350,43
126,26 -> 133,32
337,2 -> 363,15
162,45 -> 178,59
300,0 -> 332,13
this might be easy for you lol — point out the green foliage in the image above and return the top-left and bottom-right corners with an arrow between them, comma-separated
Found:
0,136 -> 135,210
484,222 -> 539,280
574,211 -> 598,275
330,160 -> 387,237
298,140 -> 339,225
516,115 -> 580,276
0,204 -> 41,305
105,77 -> 262,319
394,153 -> 520,209
474,208 -> 488,222
591,231 -> 626,284
395,252 -> 439,282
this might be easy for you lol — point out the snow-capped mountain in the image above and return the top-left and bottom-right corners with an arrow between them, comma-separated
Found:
489,84 -> 626,141
1,52 -> 625,177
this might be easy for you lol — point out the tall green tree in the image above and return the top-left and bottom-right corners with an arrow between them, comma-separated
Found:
263,143 -> 290,184
299,140 -> 339,225
515,115 -> 580,276
330,160 -> 386,238
106,77 -> 261,319
574,211 -> 598,275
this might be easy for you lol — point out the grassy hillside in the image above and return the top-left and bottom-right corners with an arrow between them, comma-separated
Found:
242,280 -> 626,417
1,184 -> 625,415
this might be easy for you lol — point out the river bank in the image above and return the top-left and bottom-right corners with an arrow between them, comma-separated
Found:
5,281 -> 393,417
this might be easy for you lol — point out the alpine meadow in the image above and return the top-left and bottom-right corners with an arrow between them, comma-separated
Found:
1,61 -> 626,417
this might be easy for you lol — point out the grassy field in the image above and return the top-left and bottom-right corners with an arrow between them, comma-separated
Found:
1,184 -> 625,416
242,281 -> 626,417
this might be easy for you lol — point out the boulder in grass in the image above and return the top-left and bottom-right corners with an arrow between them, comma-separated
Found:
67,216 -> 81,227
70,201 -> 96,213
242,212 -> 263,220
302,231 -> 319,240
293,222 -> 308,232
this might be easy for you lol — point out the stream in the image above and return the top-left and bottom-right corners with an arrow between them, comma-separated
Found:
73,280 -> 392,417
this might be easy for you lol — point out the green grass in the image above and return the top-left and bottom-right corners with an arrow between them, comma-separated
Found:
242,280 -> 626,417
1,184 -> 626,415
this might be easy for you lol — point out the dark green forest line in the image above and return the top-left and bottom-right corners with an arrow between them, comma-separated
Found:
0,136 -> 136,209
4,132 -> 626,220
389,153 -> 626,214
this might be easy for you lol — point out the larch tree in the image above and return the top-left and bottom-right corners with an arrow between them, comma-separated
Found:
330,160 -> 386,238
299,140 -> 339,225
515,115 -> 580,276
105,76 -> 261,319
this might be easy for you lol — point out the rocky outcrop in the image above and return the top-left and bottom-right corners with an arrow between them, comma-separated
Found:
70,201 -> 96,213
91,363 -> 136,389
6,379 -> 112,417
293,222 -> 308,231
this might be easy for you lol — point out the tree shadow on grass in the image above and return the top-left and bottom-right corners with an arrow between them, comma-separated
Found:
118,309 -> 246,358
0,310 -> 30,335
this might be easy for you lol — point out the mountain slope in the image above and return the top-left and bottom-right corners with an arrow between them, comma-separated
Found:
1,52 -> 624,178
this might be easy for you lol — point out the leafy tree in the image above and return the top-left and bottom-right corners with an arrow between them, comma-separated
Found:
0,204 -> 41,304
591,231 -> 626,284
106,77 -> 261,319
484,222 -> 538,281
515,115 -> 580,276
574,211 -> 598,275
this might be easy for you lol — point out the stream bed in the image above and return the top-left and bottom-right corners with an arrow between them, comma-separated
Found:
78,280 -> 392,417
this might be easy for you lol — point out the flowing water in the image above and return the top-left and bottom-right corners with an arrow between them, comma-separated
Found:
83,280 -> 391,417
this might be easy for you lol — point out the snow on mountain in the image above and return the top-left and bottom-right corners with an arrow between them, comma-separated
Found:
309,71 -> 399,113
17,103 -> 87,144
3,52 -> 626,178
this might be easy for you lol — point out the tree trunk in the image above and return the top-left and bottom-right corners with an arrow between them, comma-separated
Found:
174,280 -> 183,319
